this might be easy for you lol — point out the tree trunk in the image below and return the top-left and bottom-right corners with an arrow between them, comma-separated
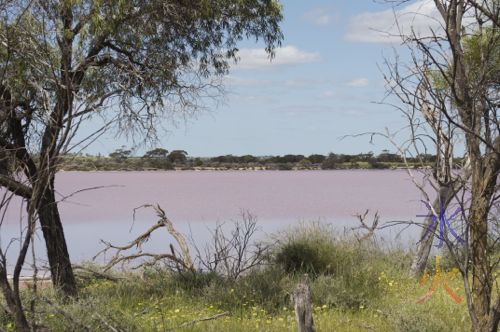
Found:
467,137 -> 499,331
409,211 -> 438,278
38,188 -> 77,297
484,297 -> 500,332
0,279 -> 30,332
469,178 -> 493,331
409,186 -> 454,278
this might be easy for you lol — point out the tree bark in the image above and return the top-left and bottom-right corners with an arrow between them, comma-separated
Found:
409,184 -> 460,277
468,151 -> 498,331
469,199 -> 490,330
293,275 -> 315,332
409,196 -> 441,278
0,277 -> 30,332
37,187 -> 77,297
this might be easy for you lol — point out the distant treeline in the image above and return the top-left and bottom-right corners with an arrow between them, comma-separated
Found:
58,148 -> 464,171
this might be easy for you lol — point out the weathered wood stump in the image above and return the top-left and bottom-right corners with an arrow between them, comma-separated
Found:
293,274 -> 315,332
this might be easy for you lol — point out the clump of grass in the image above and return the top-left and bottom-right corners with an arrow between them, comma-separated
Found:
273,222 -> 340,275
202,266 -> 294,313
271,222 -> 388,309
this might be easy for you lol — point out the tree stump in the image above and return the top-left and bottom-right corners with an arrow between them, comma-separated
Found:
293,274 -> 315,332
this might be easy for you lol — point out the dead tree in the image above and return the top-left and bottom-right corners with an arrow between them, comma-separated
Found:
352,210 -> 380,242
95,204 -> 195,273
193,211 -> 269,280
407,81 -> 472,277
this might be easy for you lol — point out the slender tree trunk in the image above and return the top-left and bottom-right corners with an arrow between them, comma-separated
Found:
410,186 -> 454,277
38,187 -> 77,297
470,198 -> 490,330
409,205 -> 439,277
469,164 -> 497,331
0,278 -> 30,331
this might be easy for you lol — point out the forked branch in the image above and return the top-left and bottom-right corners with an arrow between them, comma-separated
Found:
95,204 -> 194,273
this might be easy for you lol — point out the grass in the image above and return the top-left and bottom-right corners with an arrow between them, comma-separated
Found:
22,268 -> 468,331
1,223 -> 478,331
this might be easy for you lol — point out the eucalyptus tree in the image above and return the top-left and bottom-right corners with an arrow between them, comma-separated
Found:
384,1 -> 499,330
0,0 -> 283,299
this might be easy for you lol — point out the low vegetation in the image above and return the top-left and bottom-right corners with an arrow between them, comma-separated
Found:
57,149 -> 451,171
0,223 -> 478,331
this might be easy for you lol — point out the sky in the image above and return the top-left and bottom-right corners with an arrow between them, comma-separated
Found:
85,0 -> 443,157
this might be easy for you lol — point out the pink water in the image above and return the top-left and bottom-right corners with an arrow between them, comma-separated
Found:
2,170 -> 429,266
52,170 -> 424,222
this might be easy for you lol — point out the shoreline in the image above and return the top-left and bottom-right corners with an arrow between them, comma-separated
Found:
58,165 -> 433,172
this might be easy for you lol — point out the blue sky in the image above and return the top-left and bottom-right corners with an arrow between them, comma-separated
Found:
86,0 -> 440,157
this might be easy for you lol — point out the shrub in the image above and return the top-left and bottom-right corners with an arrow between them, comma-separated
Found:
277,163 -> 292,170
271,223 -> 386,309
274,239 -> 332,275
273,223 -> 348,275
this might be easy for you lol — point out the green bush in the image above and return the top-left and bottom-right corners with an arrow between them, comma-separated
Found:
273,223 -> 350,275
274,240 -> 333,275
277,163 -> 293,170
272,223 -> 387,309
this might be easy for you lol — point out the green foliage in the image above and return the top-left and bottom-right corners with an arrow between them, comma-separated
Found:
462,27 -> 500,86
297,158 -> 312,169
427,26 -> 499,95
168,150 -> 188,164
275,240 -> 330,274
194,157 -> 204,167
108,148 -> 131,161
273,223 -> 341,275
271,223 -> 388,309
277,163 -> 292,170
0,0 -> 284,151
367,157 -> 389,169
310,272 -> 380,309
56,150 -> 436,171
201,267 -> 292,313
148,158 -> 173,170
143,148 -> 168,159
396,312 -> 455,332
307,154 -> 326,164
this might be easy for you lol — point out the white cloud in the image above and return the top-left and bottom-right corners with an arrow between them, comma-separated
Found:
345,0 -> 443,43
235,45 -> 321,70
346,78 -> 370,87
321,90 -> 335,98
303,7 -> 338,26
